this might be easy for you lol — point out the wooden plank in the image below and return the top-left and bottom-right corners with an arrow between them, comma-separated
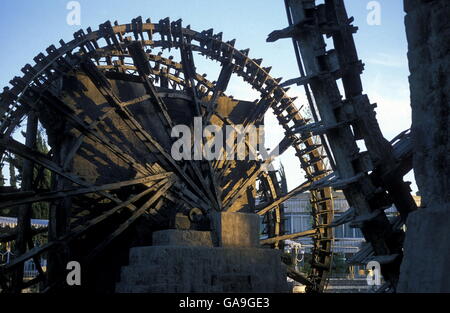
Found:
0,173 -> 171,209
205,62 -> 234,122
80,58 -> 212,210
260,229 -> 316,245
0,178 -> 171,274
177,35 -> 222,211
12,112 -> 38,292
224,134 -> 330,212
286,266 -> 313,287
0,136 -> 162,215
0,227 -> 47,243
86,176 -> 175,262
30,91 -> 152,176
126,41 -> 174,131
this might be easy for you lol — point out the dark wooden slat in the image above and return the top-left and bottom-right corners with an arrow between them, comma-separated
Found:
0,173 -> 171,209
205,62 -> 234,122
0,136 -> 158,214
223,129 -> 306,211
79,58 -> 211,210
60,92 -> 154,173
179,45 -> 222,204
177,34 -> 222,210
30,91 -> 152,176
255,173 -> 335,216
0,178 -> 170,275
179,38 -> 202,116
261,229 -> 316,245
12,110 -> 38,292
86,176 -> 175,262
0,136 -> 102,188
27,237 -> 45,279
0,227 -> 47,243
126,41 -> 174,131
286,266 -> 313,287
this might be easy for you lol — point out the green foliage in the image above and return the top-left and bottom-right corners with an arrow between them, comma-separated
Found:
331,253 -> 349,274
31,129 -> 51,219
1,127 -> 51,219
299,253 -> 312,273
8,154 -> 18,188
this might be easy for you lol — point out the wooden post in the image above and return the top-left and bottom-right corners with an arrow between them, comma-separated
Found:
12,111 -> 38,293
47,141 -> 72,289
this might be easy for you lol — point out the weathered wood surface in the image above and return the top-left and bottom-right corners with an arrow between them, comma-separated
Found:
268,0 -> 417,290
0,16 -> 337,293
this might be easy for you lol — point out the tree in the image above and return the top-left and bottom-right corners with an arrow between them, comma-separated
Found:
31,127 -> 51,219
0,155 -> 5,187
331,253 -> 349,274
0,127 -> 51,219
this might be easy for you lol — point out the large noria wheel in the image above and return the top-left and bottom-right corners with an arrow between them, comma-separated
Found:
0,17 -> 333,293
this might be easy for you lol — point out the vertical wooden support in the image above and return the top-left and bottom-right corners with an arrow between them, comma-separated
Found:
12,111 -> 38,293
47,142 -> 72,288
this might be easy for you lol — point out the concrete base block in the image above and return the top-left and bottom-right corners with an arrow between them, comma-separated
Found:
209,212 -> 260,248
398,206 -> 450,292
116,245 -> 289,293
152,229 -> 213,247
116,212 -> 287,293
174,213 -> 191,230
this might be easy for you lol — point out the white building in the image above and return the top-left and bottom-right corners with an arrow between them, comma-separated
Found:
283,191 -> 421,256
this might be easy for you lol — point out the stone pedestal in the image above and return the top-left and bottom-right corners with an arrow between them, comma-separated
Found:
152,229 -> 214,247
209,211 -> 260,247
398,0 -> 450,292
115,212 -> 289,293
398,206 -> 450,292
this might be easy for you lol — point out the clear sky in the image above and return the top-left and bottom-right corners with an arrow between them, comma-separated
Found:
0,0 -> 416,192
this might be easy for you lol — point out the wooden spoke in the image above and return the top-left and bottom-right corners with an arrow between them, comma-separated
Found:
205,62 -> 234,122
79,58 -> 212,210
25,90 -> 153,176
260,229 -> 316,245
0,173 -> 171,209
0,177 -> 171,274
0,227 -> 47,243
0,16 -> 349,293
286,267 -> 313,287
86,175 -> 176,262
126,41 -> 174,131
223,133 -> 306,211
179,37 -> 202,116
178,33 -> 222,210
255,174 -> 335,216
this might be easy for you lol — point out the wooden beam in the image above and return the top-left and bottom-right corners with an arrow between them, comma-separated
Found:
0,177 -> 171,275
205,62 -> 234,122
80,58 -> 211,210
286,266 -> 313,287
12,111 -> 38,292
31,91 -> 152,176
0,227 -> 47,243
0,173 -> 171,209
0,136 -> 163,214
255,173 -> 336,216
86,176 -> 175,262
260,229 -> 316,245
126,41 -> 174,131
223,131 -> 308,211
178,36 -> 222,211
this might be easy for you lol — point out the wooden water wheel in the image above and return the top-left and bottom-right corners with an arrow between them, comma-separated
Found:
0,17 -> 334,293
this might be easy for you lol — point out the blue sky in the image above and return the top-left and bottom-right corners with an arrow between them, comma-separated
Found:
0,0 -> 416,192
